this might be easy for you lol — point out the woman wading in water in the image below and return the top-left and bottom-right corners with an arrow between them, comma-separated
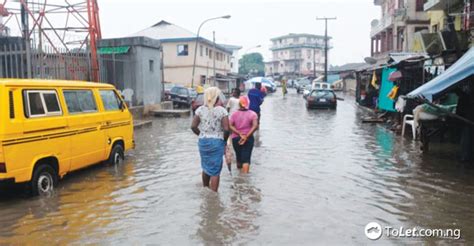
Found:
229,96 -> 259,173
191,87 -> 230,192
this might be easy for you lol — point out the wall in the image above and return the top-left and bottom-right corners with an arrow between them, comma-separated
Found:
98,36 -> 162,106
162,41 -> 232,85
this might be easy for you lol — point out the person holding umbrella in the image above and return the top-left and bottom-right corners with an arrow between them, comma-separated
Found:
229,96 -> 259,173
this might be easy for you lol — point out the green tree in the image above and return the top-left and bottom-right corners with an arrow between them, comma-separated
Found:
239,52 -> 265,76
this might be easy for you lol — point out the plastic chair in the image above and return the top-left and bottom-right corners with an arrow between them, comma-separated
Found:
402,114 -> 416,139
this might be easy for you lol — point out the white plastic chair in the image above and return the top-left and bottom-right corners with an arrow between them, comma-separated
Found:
402,114 -> 416,139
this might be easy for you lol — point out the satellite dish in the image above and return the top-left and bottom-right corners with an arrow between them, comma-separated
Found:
371,19 -> 379,27
364,57 -> 377,64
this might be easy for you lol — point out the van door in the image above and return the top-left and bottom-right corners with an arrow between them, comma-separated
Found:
99,89 -> 133,153
16,89 -> 71,179
63,89 -> 106,170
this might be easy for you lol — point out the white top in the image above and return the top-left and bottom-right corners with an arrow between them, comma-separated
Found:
195,105 -> 228,139
226,97 -> 240,116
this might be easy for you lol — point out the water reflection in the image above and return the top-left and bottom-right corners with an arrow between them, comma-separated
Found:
0,160 -> 135,244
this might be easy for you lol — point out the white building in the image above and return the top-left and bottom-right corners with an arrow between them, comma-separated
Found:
265,33 -> 329,77
218,44 -> 242,74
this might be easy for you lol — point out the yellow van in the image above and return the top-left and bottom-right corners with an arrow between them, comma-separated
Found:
0,79 -> 134,195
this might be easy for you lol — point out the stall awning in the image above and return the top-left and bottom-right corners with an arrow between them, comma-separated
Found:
407,47 -> 474,101
97,46 -> 130,55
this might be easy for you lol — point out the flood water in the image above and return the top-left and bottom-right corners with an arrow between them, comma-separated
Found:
1,90 -> 474,244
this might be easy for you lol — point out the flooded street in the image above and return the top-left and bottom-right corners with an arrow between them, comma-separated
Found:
1,90 -> 474,244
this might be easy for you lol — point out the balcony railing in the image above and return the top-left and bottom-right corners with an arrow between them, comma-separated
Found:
270,42 -> 326,50
424,0 -> 462,11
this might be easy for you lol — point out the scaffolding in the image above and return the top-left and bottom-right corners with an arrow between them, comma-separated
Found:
0,0 -> 101,81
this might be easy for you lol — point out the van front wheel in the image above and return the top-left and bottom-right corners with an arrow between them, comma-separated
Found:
107,144 -> 124,166
31,164 -> 58,196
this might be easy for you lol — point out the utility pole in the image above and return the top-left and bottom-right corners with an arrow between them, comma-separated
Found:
316,17 -> 336,82
213,31 -> 216,86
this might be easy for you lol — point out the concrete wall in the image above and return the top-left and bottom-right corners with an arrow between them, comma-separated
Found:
99,36 -> 162,107
162,41 -> 232,86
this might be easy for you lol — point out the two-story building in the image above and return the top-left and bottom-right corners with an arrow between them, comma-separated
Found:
129,20 -> 234,86
265,33 -> 329,77
370,0 -> 430,58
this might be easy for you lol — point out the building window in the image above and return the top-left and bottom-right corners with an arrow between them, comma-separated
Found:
177,44 -> 188,56
231,62 -> 233,68
200,45 -> 203,56
149,60 -> 154,72
206,47 -> 209,56
209,50 -> 213,58
416,0 -> 424,11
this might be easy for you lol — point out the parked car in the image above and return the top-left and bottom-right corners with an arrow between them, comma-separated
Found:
170,86 -> 197,107
163,83 -> 175,101
0,79 -> 134,195
306,89 -> 337,109
191,92 -> 228,114
296,78 -> 311,94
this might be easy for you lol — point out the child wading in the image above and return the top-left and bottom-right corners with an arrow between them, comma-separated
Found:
229,96 -> 259,173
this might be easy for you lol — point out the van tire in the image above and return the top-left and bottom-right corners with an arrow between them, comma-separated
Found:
30,164 -> 58,196
107,143 -> 124,166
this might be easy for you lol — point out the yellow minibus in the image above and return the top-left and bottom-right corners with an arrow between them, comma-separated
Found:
0,79 -> 134,195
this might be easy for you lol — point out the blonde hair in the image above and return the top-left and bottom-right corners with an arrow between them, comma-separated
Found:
204,87 -> 221,109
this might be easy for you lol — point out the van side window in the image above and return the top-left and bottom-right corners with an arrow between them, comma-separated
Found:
100,90 -> 121,111
63,90 -> 97,114
24,90 -> 62,118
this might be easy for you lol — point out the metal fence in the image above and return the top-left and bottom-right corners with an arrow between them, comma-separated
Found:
0,43 -> 92,81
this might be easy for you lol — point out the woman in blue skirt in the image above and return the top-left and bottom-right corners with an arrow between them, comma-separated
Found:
191,87 -> 229,192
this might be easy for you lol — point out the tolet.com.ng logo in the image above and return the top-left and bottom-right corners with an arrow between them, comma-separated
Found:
365,222 -> 383,240
364,222 -> 462,240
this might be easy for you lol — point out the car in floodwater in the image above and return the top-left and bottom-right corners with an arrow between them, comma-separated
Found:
295,78 -> 312,94
170,86 -> 197,107
306,89 -> 337,109
191,92 -> 228,114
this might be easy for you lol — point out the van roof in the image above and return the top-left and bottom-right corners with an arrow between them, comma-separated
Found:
0,79 -> 115,88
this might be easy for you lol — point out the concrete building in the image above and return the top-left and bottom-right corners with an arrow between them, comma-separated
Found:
370,0 -> 430,58
129,20 -> 233,86
410,0 -> 473,55
218,44 -> 242,74
265,33 -> 329,77
98,36 -> 162,107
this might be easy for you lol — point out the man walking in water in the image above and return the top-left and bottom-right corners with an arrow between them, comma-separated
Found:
248,82 -> 265,123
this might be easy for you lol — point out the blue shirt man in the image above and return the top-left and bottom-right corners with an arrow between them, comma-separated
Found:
248,82 -> 265,115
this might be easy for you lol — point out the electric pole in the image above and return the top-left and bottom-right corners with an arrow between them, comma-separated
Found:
316,17 -> 336,82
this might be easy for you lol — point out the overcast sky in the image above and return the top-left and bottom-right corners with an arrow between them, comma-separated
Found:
99,0 -> 380,66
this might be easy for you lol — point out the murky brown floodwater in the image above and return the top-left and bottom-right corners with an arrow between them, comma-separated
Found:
1,90 -> 474,244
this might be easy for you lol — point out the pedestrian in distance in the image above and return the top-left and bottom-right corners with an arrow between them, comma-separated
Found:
226,88 -> 241,116
229,96 -> 259,173
248,82 -> 265,124
191,87 -> 230,192
282,79 -> 288,97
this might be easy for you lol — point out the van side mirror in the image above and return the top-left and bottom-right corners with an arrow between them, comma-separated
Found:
119,100 -> 126,111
